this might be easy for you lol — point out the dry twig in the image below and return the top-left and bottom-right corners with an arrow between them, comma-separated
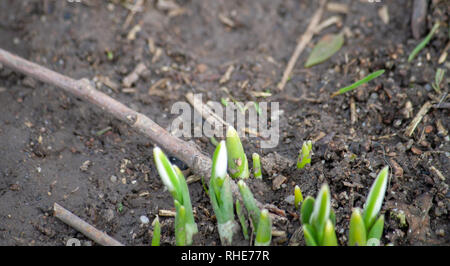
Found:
277,0 -> 327,91
53,203 -> 124,246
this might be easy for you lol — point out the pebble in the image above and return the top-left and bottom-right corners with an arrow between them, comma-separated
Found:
140,215 -> 150,224
110,175 -> 117,183
284,195 -> 295,205
393,119 -> 402,128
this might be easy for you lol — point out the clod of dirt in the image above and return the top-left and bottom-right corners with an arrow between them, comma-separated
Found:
261,152 -> 295,176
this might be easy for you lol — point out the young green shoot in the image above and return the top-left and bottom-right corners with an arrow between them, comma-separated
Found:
294,185 -> 303,210
432,68 -> 445,94
153,147 -> 198,245
408,22 -> 440,62
151,216 -> 161,246
208,140 -> 237,245
297,140 -> 312,169
226,126 -> 249,179
255,209 -> 272,246
300,184 -> 338,246
237,180 -> 261,230
236,199 -> 249,240
252,153 -> 262,179
349,166 -> 389,246
331,70 -> 385,98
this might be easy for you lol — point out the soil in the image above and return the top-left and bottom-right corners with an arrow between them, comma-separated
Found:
0,0 -> 448,246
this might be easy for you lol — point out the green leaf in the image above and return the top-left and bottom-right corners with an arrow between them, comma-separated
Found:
303,224 -> 318,246
151,216 -> 161,246
310,184 -> 331,241
331,70 -> 385,97
237,180 -> 261,229
255,209 -> 272,246
433,68 -> 445,94
226,126 -> 249,179
322,219 -> 338,246
408,22 -> 440,62
329,209 -> 336,227
363,166 -> 389,231
367,215 -> 384,243
349,208 -> 367,246
300,196 -> 315,225
174,200 -> 187,246
174,165 -> 198,245
305,33 -> 344,68
236,200 -> 249,240
254,102 -> 262,116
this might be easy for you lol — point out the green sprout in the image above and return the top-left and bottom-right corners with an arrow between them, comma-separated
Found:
432,68 -> 445,94
252,153 -> 262,179
255,209 -> 272,246
300,184 -> 338,246
153,147 -> 198,245
235,200 -> 249,240
349,166 -> 389,246
226,126 -> 249,179
331,69 -> 385,97
208,140 -> 237,245
297,140 -> 312,169
408,22 -> 440,62
237,180 -> 261,230
151,216 -> 161,246
294,185 -> 303,210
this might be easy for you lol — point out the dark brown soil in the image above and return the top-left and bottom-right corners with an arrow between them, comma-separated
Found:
0,0 -> 448,246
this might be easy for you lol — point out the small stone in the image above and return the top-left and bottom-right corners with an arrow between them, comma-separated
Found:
393,119 -> 402,128
424,125 -> 433,134
140,215 -> 150,224
284,195 -> 295,205
110,175 -> 118,183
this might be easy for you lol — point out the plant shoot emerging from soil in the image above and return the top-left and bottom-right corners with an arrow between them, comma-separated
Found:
151,216 -> 161,246
252,153 -> 262,179
294,185 -> 303,210
297,140 -> 313,169
255,209 -> 272,246
208,140 -> 237,245
153,147 -> 198,245
301,184 -> 338,246
226,126 -> 250,179
349,166 -> 389,246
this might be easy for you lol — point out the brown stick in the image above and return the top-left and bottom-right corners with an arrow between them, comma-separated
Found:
0,48 -> 212,179
53,203 -> 124,246
0,48 -> 279,212
277,0 -> 327,91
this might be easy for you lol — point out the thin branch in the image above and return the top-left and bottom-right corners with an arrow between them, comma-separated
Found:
54,203 -> 124,246
0,48 -> 282,216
